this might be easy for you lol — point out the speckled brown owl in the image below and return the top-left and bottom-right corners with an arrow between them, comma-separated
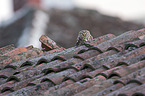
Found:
76,30 -> 93,46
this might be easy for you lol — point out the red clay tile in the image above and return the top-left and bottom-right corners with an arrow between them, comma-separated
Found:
0,87 -> 14,94
0,48 -> 43,69
85,34 -> 116,47
125,38 -> 145,48
30,46 -> 86,67
128,74 -> 145,84
87,67 -> 106,78
51,48 -> 85,61
42,47 -> 65,55
107,83 -> 139,96
1,28 -> 145,95
140,40 -> 145,47
3,87 -> 32,96
114,67 -> 145,85
0,68 -> 15,78
119,53 -> 145,66
108,39 -> 140,52
132,89 -> 145,96
9,60 -> 62,79
0,44 -> 15,56
4,81 -> 55,96
74,49 -> 100,60
30,69 -> 76,85
14,48 -> 64,68
107,44 -> 125,52
42,69 -> 76,85
26,45 -> 33,50
74,79 -> 115,96
112,60 -> 145,78
26,45 -> 87,66
118,83 -> 145,96
0,78 -> 6,85
103,46 -> 145,69
0,56 -> 9,63
92,29 -> 145,52
43,80 -> 74,94
7,57 -> 77,80
2,47 -> 28,56
41,58 -> 82,74
47,75 -> 106,96
99,65 -> 125,79
72,50 -> 117,71
63,68 -> 92,82
95,50 -> 118,60
0,74 -> 43,94
92,83 -> 123,96
39,35 -> 59,51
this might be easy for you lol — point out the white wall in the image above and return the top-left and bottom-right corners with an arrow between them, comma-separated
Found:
41,0 -> 145,21
74,0 -> 145,21
0,0 -> 145,23
41,0 -> 75,10
0,0 -> 13,23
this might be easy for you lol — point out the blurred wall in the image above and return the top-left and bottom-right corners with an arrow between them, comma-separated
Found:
13,0 -> 26,11
41,0 -> 75,10
0,0 -> 13,23
13,0 -> 41,12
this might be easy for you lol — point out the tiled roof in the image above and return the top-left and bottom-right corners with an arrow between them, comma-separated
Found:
0,28 -> 145,96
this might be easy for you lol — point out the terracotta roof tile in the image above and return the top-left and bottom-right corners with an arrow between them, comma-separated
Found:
118,83 -> 145,96
48,75 -> 107,96
2,47 -> 28,56
99,65 -> 126,78
107,83 -> 139,96
92,29 -> 145,52
132,89 -> 145,96
92,83 -> 123,96
43,80 -> 74,94
74,79 -> 115,96
115,67 -> 145,85
84,34 -> 116,47
73,49 -> 101,60
39,35 -> 60,51
1,28 -> 145,95
62,68 -> 92,82
103,46 -> 145,69
72,50 -> 117,71
112,60 -> 145,78
0,68 -> 15,78
0,44 -> 15,56
0,48 -> 43,69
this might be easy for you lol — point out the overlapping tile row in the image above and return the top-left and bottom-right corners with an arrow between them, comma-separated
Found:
0,33 -> 115,95
0,28 -> 145,96
2,33 -> 115,71
0,44 -> 15,56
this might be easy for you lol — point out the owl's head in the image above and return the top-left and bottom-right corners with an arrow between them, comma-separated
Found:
79,30 -> 91,37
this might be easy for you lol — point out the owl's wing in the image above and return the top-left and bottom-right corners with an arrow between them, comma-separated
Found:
76,39 -> 80,46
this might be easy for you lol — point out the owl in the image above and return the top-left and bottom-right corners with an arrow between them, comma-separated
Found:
76,30 -> 93,46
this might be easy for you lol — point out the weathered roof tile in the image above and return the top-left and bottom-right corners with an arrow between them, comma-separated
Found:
0,44 -> 15,56
2,47 -> 28,56
118,83 -> 145,96
107,83 -> 139,96
1,28 -> 145,96
85,34 -> 116,47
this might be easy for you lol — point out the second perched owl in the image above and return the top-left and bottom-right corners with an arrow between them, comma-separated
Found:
76,30 -> 93,46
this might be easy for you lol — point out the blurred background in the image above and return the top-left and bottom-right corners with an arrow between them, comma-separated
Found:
0,0 -> 145,48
